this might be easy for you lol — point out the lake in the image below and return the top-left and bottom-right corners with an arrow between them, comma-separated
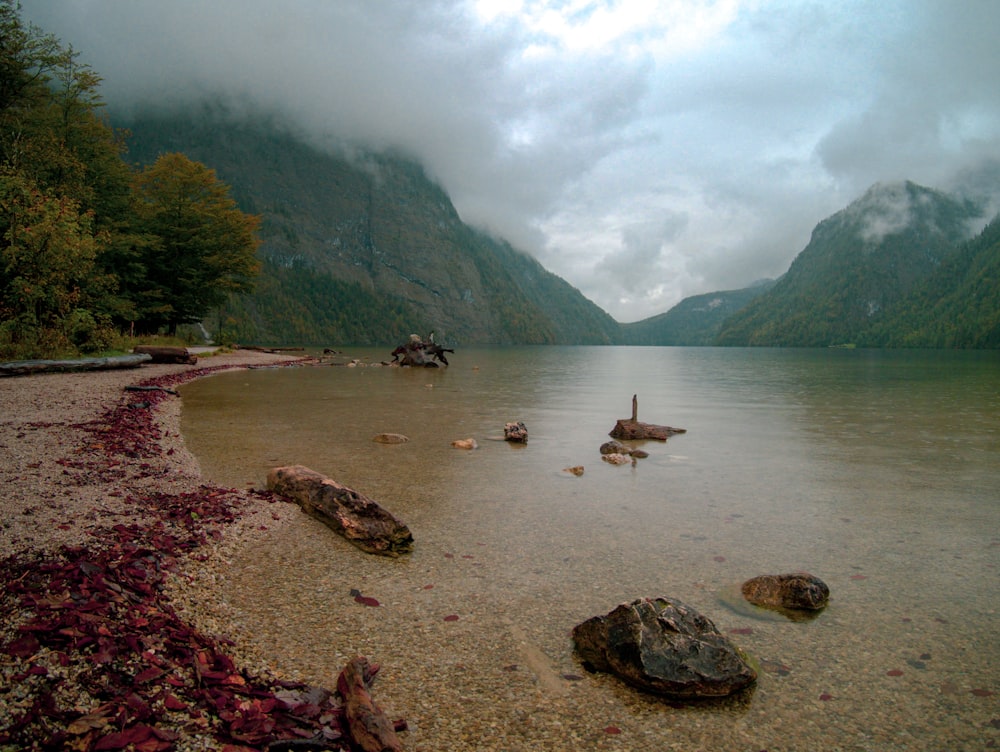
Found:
180,346 -> 1000,751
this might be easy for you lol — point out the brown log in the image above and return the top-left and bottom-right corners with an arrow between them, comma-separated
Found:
267,465 -> 413,557
0,353 -> 152,377
132,345 -> 197,364
609,394 -> 686,441
337,657 -> 403,752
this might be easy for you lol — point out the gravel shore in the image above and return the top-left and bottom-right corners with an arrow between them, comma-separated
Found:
0,350 -> 321,751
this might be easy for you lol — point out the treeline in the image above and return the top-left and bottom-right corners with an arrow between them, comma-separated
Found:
0,2 -> 259,359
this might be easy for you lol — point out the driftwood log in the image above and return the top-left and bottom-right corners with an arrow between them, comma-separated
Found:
609,394 -> 686,441
267,465 -> 413,557
0,353 -> 151,377
132,345 -> 197,364
337,657 -> 404,752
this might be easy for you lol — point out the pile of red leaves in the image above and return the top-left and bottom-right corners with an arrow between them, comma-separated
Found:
0,364 -> 355,751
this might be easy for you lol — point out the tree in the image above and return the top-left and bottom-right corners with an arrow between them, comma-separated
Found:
131,153 -> 260,334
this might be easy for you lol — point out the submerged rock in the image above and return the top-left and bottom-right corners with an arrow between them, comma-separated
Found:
741,573 -> 830,611
504,421 -> 528,443
372,433 -> 409,444
572,597 -> 757,698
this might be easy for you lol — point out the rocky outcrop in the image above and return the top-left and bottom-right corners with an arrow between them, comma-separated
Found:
572,597 -> 757,698
741,573 -> 830,611
267,465 -> 413,557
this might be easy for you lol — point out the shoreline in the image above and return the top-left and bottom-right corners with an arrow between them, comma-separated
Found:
0,350 -> 344,751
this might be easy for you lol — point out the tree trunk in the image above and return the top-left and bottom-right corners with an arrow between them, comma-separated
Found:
132,345 -> 198,364
337,657 -> 403,752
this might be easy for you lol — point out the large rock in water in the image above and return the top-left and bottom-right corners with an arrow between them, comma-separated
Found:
572,597 -> 757,698
741,573 -> 830,611
267,465 -> 413,557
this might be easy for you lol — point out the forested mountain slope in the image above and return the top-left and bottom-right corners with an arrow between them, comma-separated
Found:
715,181 -> 985,347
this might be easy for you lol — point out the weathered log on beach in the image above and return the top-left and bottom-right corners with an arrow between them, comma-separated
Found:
132,345 -> 198,364
609,394 -> 686,441
0,353 -> 152,377
337,657 -> 404,752
267,465 -> 413,557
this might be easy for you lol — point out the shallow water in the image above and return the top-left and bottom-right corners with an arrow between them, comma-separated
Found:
181,347 -> 1000,751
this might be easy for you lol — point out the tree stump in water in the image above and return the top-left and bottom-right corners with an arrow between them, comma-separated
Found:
337,657 -> 404,752
609,394 -> 686,441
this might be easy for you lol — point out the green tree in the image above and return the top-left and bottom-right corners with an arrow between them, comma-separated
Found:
0,168 -> 115,356
131,153 -> 260,334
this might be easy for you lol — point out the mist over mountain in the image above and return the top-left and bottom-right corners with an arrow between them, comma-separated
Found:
715,181 -> 990,347
118,105 -> 999,350
121,107 -> 620,346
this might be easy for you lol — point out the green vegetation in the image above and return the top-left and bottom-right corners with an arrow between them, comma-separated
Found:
714,182 -> 994,348
0,2 -> 259,359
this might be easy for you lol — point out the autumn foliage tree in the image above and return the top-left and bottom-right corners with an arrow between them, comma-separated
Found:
0,1 -> 259,356
130,153 -> 260,335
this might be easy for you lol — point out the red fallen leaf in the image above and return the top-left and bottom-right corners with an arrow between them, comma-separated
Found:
971,688 -> 995,697
135,666 -> 167,683
443,614 -> 460,622
4,634 -> 40,658
729,627 -> 753,635
163,693 -> 187,711
443,553 -> 454,558
461,554 -> 474,559
422,584 -> 434,590
604,725 -> 622,734
354,595 -> 380,607
886,669 -> 904,677
850,574 -> 867,580
819,693 -> 833,701
713,556 -> 726,562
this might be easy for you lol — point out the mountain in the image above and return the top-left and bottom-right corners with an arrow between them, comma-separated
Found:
715,181 -> 985,347
620,280 -> 775,345
119,108 -> 620,346
859,213 -> 1000,348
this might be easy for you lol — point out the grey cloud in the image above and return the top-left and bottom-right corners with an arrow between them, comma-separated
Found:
19,0 -> 1000,321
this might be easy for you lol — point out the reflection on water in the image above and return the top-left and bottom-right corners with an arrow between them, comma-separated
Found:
181,347 -> 1000,750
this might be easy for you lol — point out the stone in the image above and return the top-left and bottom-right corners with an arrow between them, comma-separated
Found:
741,573 -> 830,611
600,440 -> 627,455
601,453 -> 631,465
267,465 -> 413,557
573,596 -> 757,698
563,466 -> 585,476
503,421 -> 528,443
451,438 -> 478,450
372,433 -> 409,444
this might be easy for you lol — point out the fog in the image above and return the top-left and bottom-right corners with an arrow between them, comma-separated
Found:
21,0 -> 1000,321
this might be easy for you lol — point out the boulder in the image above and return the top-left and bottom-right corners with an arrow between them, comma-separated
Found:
563,466 -> 585,476
573,597 -> 757,698
503,421 -> 528,443
267,465 -> 413,557
451,438 -> 478,450
741,573 -> 829,611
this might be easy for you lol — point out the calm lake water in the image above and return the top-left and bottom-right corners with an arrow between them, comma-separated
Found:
181,347 -> 1000,751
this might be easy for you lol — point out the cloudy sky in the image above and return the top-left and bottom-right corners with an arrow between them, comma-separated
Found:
21,0 -> 1000,322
